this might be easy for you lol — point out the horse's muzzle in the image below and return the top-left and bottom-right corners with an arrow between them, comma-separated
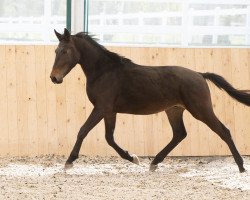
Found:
50,75 -> 63,84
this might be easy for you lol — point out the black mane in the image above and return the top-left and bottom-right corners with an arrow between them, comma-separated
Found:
74,32 -> 132,64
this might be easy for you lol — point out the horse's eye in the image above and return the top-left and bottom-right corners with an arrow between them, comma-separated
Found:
62,50 -> 67,54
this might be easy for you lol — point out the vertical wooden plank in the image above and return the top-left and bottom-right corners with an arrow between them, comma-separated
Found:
35,45 -> 48,155
25,46 -> 39,156
211,48 -> 227,155
45,45 -> 58,155
231,49 -> 250,154
6,46 -> 18,156
219,49 -> 234,155
55,83 -> 68,155
0,46 -> 9,155
246,49 -> 250,154
239,49 -> 250,155
15,45 -> 29,156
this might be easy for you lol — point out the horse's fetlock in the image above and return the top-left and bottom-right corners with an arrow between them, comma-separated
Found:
67,154 -> 78,163
152,157 -> 163,166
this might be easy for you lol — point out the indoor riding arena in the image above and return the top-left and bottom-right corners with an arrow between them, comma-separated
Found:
0,1 -> 249,200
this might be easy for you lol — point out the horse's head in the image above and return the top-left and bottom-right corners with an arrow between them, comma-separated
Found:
50,28 -> 80,84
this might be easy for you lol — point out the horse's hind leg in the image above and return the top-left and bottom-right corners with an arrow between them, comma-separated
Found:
150,106 -> 187,171
104,113 -> 140,165
194,109 -> 245,173
187,95 -> 245,172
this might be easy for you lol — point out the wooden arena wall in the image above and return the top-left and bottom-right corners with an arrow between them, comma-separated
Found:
0,45 -> 249,157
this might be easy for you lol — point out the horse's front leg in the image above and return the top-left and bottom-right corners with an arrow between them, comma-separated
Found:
104,113 -> 140,165
65,107 -> 103,169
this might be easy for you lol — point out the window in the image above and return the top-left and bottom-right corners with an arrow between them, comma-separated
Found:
0,0 -> 66,44
84,0 -> 250,47
2,0 -> 250,46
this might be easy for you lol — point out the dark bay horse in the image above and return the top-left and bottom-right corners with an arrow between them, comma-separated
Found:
50,28 -> 250,173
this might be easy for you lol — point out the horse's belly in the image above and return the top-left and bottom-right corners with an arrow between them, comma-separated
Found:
113,100 -> 170,115
113,85 -> 182,114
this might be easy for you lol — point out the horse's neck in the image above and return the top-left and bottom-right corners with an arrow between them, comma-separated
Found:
76,39 -> 118,82
76,40 -> 100,79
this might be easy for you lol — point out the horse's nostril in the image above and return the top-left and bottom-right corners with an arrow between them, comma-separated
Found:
50,75 -> 63,84
50,76 -> 57,83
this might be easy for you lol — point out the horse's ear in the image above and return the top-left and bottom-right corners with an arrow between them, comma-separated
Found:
64,28 -> 70,40
54,29 -> 63,41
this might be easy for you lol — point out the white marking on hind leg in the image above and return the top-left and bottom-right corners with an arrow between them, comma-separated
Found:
149,164 -> 158,172
64,163 -> 73,171
131,154 -> 140,165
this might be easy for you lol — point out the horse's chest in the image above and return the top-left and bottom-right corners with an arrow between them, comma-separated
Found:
86,96 -> 94,106
86,83 -> 117,106
86,86 -> 97,105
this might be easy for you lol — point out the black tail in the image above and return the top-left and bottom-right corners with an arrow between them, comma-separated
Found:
201,72 -> 250,106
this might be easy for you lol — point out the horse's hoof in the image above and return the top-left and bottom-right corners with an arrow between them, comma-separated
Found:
240,167 -> 246,173
131,154 -> 140,165
149,164 -> 158,172
64,163 -> 73,170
